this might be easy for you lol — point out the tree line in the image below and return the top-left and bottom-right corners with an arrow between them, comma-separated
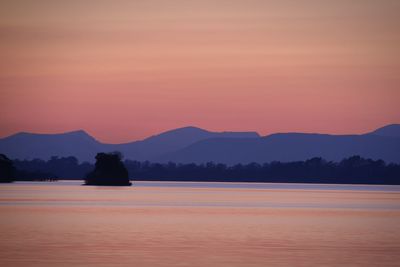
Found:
1,153 -> 399,184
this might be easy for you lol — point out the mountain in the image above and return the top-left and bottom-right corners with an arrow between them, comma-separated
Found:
157,132 -> 400,164
1,125 -> 399,164
0,130 -> 102,162
0,126 -> 259,162
367,124 -> 400,138
109,126 -> 259,160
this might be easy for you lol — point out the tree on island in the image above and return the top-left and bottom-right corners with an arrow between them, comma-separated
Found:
0,154 -> 15,183
85,152 -> 131,186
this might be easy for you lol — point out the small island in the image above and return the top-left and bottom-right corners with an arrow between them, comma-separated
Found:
85,152 -> 131,186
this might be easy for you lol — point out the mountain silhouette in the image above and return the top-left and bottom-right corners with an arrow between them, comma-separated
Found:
367,124 -> 400,138
102,126 -> 260,161
0,130 -> 101,162
0,126 -> 259,162
156,132 -> 400,164
0,125 -> 399,163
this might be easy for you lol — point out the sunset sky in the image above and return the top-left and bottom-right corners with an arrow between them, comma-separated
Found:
0,0 -> 399,143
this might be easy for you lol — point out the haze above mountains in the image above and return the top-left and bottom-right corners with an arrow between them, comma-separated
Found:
0,124 -> 399,164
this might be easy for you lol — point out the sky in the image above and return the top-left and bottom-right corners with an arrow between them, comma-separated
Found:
0,0 -> 399,143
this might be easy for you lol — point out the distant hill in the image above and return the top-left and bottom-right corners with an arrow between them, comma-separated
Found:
0,130 -> 101,162
367,124 -> 400,138
0,124 -> 399,163
108,126 -> 259,161
156,132 -> 400,164
0,126 -> 260,162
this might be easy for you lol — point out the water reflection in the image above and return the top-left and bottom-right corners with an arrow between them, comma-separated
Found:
1,181 -> 400,266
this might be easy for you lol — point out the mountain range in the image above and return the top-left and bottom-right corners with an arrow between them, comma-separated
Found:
0,124 -> 399,164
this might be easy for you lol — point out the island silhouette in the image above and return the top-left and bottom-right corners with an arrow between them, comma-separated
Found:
84,152 -> 131,186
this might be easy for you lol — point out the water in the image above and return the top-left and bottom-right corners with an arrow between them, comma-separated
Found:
1,181 -> 400,267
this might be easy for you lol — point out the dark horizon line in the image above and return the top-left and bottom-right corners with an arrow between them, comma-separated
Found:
11,153 -> 399,165
10,153 -> 400,185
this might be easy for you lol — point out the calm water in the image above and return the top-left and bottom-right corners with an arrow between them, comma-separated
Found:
1,181 -> 400,267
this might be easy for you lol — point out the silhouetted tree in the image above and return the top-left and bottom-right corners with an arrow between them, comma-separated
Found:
0,154 -> 15,183
9,154 -> 400,185
123,156 -> 400,184
85,152 -> 131,186
14,156 -> 91,180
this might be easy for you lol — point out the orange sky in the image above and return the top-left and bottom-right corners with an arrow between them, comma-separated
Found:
0,0 -> 399,143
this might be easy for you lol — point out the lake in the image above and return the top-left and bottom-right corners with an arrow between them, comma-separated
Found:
1,181 -> 400,267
